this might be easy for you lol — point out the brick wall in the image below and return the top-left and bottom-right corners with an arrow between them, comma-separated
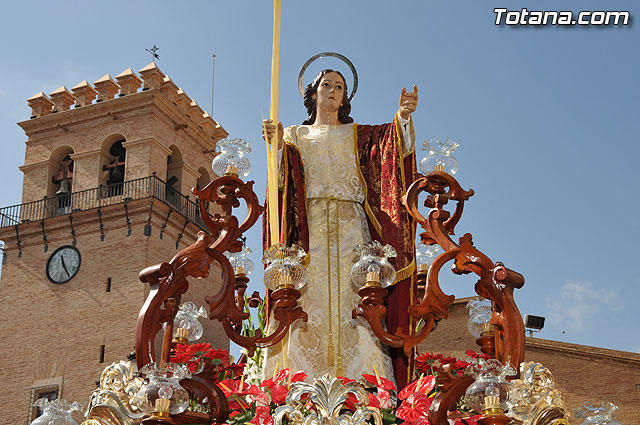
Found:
0,200 -> 229,424
0,72 -> 232,424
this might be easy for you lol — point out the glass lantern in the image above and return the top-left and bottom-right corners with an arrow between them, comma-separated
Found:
224,246 -> 254,275
136,362 -> 191,417
350,241 -> 397,288
574,402 -> 622,425
466,297 -> 493,338
172,301 -> 208,343
416,243 -> 440,273
464,358 -> 516,414
262,244 -> 308,290
211,137 -> 251,178
30,399 -> 82,425
419,137 -> 459,175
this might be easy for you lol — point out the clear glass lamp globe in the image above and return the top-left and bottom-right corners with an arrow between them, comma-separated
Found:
416,243 -> 441,273
464,358 -> 516,413
136,362 -> 191,416
262,244 -> 308,291
574,402 -> 622,425
224,246 -> 254,275
466,297 -> 493,338
350,240 -> 397,288
419,137 -> 459,175
173,301 -> 208,342
211,137 -> 252,178
30,399 -> 82,425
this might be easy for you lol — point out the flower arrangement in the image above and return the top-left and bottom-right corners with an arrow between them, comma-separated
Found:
169,350 -> 487,425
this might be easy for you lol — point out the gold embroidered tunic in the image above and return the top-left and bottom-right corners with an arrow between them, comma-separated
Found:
264,123 -> 395,381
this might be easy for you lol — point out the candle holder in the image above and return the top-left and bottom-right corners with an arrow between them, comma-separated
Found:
419,137 -> 459,175
172,301 -> 207,344
137,363 -> 190,425
467,297 -> 495,356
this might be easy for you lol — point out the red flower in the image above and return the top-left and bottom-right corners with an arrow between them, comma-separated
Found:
270,384 -> 289,404
218,378 -> 248,397
440,356 -> 457,365
260,368 -> 290,389
465,350 -> 491,360
290,370 -> 308,383
171,343 -> 194,363
375,388 -> 392,409
398,375 -> 436,400
453,360 -> 471,370
362,373 -> 396,391
184,361 -> 199,373
221,362 -> 246,379
337,376 -> 356,385
395,393 -> 433,425
250,405 -> 274,425
187,342 -> 214,357
204,348 -> 230,366
344,392 -> 376,411
246,385 -> 269,407
415,352 -> 437,374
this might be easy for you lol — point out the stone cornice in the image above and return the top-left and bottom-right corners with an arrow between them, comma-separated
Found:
69,148 -> 112,161
525,337 -> 640,367
18,90 -> 158,135
18,159 -> 49,172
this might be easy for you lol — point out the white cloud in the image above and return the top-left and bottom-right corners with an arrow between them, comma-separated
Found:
546,281 -> 618,332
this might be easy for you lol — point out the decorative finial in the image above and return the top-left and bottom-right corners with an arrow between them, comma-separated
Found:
145,44 -> 160,63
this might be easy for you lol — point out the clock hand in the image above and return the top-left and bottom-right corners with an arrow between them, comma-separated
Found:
60,256 -> 70,277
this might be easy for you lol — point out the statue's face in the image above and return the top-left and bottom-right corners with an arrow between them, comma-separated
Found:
312,72 -> 345,111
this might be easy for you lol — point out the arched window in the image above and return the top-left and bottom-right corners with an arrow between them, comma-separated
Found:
106,140 -> 126,184
196,167 -> 211,225
100,136 -> 126,197
166,146 -> 183,208
196,167 -> 210,191
47,146 -> 74,216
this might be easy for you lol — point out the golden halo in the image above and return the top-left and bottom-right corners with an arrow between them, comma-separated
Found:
298,52 -> 358,101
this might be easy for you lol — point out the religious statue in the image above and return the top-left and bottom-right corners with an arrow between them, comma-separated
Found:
262,61 -> 419,389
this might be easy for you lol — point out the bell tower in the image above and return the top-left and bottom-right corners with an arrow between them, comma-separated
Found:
0,63 -> 230,424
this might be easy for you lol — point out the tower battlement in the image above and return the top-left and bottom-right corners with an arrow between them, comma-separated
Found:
26,62 -> 226,142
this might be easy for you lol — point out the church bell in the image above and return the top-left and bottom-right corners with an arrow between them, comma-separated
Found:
56,178 -> 71,196
110,164 -> 124,181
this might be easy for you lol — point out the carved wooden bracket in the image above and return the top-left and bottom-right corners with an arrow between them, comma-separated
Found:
354,169 -> 526,425
135,173 -> 308,424
400,171 -> 526,369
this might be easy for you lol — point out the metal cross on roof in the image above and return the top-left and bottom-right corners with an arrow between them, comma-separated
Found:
145,45 -> 160,63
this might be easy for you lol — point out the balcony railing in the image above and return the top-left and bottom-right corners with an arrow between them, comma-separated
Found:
0,175 -> 207,230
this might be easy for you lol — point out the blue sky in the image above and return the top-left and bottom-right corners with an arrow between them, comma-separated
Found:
0,1 -> 638,354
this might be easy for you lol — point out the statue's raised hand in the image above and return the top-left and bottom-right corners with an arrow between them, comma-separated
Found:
262,119 -> 284,149
399,85 -> 418,120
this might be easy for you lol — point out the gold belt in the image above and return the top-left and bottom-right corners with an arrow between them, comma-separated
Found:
307,196 -> 361,204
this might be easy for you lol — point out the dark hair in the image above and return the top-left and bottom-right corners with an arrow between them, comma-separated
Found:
302,69 -> 353,125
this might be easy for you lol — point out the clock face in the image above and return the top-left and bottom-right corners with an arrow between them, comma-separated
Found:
46,245 -> 81,284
